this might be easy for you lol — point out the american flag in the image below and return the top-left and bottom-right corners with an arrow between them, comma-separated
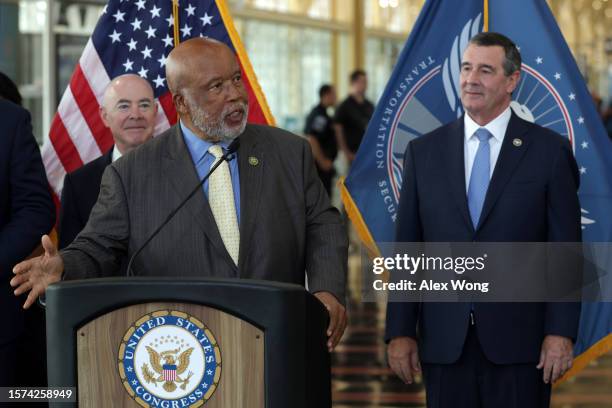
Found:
42,0 -> 274,203
162,364 -> 177,381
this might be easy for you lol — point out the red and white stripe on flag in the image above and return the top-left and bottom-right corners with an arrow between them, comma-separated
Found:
163,368 -> 177,382
42,0 -> 274,204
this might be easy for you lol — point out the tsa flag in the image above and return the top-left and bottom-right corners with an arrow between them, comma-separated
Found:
340,0 -> 485,253
340,0 -> 612,380
489,0 -> 612,382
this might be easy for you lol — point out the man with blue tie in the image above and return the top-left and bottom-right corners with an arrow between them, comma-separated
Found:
385,32 -> 581,408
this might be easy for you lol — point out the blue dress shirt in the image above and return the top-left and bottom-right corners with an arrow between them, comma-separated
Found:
180,121 -> 241,223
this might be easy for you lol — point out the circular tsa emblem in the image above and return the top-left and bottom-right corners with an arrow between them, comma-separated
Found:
118,310 -> 222,407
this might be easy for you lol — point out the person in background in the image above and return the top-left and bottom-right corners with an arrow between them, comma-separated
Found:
334,70 -> 375,165
0,72 -> 55,388
59,74 -> 157,250
304,84 -> 338,196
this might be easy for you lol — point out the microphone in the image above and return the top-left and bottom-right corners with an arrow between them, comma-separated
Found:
126,137 -> 240,276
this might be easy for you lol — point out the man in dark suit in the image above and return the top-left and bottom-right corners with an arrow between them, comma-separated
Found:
385,33 -> 581,408
0,98 -> 55,385
12,38 -> 348,351
59,74 -> 157,249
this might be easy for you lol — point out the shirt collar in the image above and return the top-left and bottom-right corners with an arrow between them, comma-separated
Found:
112,145 -> 122,162
180,120 -> 231,164
464,105 -> 512,144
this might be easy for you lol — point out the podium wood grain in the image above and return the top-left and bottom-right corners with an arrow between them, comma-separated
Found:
76,302 -> 264,407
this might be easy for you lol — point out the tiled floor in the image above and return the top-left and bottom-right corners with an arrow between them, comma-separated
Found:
331,251 -> 612,407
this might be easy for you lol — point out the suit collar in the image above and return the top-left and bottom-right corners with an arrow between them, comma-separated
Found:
162,125 -> 238,273
179,120 -> 234,164
236,125 -> 264,275
111,145 -> 122,162
444,118 -> 474,233
476,111 -> 532,230
443,110 -> 533,233
464,106 -> 511,145
102,148 -> 113,165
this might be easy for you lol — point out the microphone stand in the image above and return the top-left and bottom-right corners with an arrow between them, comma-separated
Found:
126,138 -> 240,276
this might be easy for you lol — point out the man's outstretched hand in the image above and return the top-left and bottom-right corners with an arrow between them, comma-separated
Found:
10,235 -> 63,309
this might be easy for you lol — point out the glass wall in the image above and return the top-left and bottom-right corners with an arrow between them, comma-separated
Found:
234,0 -> 351,23
230,0 -> 353,133
1,0 -> 46,142
364,0 -> 422,33
240,20 -> 333,132
1,0 -> 104,143
365,36 -> 404,103
548,0 -> 611,101
54,1 -> 104,98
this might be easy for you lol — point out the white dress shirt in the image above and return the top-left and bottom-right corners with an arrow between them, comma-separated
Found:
464,106 -> 512,192
111,145 -> 122,162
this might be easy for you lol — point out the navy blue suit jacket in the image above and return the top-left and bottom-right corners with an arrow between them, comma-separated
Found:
0,99 -> 55,345
385,111 -> 582,364
59,149 -> 112,249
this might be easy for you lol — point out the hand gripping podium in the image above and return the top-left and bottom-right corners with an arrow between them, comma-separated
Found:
45,277 -> 331,408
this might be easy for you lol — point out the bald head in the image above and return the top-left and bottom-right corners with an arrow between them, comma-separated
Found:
166,37 -> 249,142
166,38 -> 231,95
102,74 -> 153,108
100,74 -> 157,154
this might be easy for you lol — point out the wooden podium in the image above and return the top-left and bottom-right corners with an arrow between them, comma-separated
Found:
45,277 -> 331,408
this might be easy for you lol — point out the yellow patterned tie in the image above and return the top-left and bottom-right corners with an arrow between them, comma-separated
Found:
208,145 -> 239,265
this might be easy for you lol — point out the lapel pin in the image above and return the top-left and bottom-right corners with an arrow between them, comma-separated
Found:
512,138 -> 522,147
248,156 -> 259,166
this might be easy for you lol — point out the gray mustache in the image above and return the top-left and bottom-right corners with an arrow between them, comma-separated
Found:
223,103 -> 248,117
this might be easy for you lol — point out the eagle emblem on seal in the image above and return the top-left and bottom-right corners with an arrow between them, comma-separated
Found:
142,346 -> 195,392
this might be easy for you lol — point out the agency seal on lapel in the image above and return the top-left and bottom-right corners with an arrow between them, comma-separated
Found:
118,310 -> 221,407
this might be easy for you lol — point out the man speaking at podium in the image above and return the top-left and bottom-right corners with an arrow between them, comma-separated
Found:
11,38 -> 348,351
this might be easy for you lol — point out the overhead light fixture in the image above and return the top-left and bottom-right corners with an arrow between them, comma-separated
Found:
379,0 -> 398,8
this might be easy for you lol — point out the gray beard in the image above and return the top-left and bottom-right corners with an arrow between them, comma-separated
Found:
187,97 -> 248,142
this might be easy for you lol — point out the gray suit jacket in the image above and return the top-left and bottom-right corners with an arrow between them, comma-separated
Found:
62,124 -> 347,302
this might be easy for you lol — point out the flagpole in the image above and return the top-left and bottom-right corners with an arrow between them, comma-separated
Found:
483,0 -> 489,31
216,0 -> 276,125
172,0 -> 180,46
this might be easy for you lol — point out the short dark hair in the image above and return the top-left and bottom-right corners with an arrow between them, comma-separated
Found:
319,84 -> 333,99
0,71 -> 22,106
350,69 -> 366,84
468,32 -> 521,76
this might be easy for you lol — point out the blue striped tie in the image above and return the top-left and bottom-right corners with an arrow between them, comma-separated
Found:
467,128 -> 492,229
